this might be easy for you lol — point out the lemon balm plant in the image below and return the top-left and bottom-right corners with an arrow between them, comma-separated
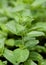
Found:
0,0 -> 46,65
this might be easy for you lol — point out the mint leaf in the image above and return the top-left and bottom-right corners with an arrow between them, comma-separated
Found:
5,39 -> 15,47
3,48 -> 18,65
32,0 -> 46,7
25,38 -> 39,48
39,60 -> 46,65
13,48 -> 29,63
30,52 -> 43,62
24,60 -> 37,65
26,31 -> 45,37
0,0 -> 46,65
6,21 -> 25,35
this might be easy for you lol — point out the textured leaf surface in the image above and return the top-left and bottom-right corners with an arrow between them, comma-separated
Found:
30,52 -> 43,62
24,60 -> 37,65
6,21 -> 25,35
13,48 -> 29,63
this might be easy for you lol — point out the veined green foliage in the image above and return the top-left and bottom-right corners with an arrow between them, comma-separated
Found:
0,0 -> 46,65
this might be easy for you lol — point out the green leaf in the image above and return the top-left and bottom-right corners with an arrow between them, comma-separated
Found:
26,31 -> 45,37
0,31 -> 7,38
32,0 -> 46,7
6,21 -> 25,35
15,40 -> 25,48
0,60 -> 7,65
0,60 -> 3,65
3,61 -> 7,65
5,39 -> 15,47
0,24 -> 9,33
25,38 -> 39,48
23,36 -> 36,42
0,38 -> 5,56
0,0 -> 8,8
23,0 -> 34,4
30,52 -> 43,62
39,60 -> 46,65
31,22 -> 46,32
11,4 -> 25,12
0,17 -> 7,25
33,45 -> 46,53
13,48 -> 29,63
0,0 -> 46,65
24,60 -> 37,65
3,48 -> 18,65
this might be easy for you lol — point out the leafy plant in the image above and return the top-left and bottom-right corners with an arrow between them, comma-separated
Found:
0,0 -> 46,65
